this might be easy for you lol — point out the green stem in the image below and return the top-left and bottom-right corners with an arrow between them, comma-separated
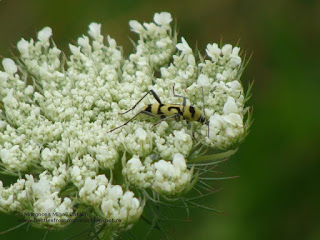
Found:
99,226 -> 116,240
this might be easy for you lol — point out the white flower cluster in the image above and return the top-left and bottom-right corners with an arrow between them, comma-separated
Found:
186,43 -> 246,149
122,153 -> 192,197
0,124 -> 40,172
79,175 -> 144,228
0,12 -> 251,234
122,155 -> 154,189
152,153 -> 193,197
0,163 -> 73,228
154,129 -> 193,160
129,12 -> 176,69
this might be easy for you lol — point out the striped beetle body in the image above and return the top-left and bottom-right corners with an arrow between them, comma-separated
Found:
142,103 -> 207,124
107,85 -> 209,133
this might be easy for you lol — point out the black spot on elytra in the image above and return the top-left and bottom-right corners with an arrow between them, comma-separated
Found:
145,104 -> 152,113
168,106 -> 182,115
157,104 -> 164,114
189,106 -> 196,118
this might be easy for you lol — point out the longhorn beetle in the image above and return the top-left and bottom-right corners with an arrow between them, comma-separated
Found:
107,85 -> 209,136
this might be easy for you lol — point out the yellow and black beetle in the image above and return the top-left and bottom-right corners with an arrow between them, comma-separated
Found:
108,85 -> 209,134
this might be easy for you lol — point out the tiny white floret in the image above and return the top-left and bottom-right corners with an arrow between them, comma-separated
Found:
206,43 -> 221,61
17,38 -> 29,54
221,44 -> 232,56
197,74 -> 210,87
25,85 -> 34,95
2,58 -> 18,74
223,96 -> 239,114
172,153 -> 186,170
176,37 -> 192,54
37,27 -> 52,41
154,12 -> 172,25
88,23 -> 101,39
135,128 -> 147,141
129,20 -> 144,33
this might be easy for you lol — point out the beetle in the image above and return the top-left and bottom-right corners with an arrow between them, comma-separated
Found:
107,85 -> 209,135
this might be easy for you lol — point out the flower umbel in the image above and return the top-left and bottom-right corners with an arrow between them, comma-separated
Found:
0,12 -> 252,239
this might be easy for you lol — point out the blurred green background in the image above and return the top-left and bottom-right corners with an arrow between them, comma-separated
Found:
0,0 -> 319,239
